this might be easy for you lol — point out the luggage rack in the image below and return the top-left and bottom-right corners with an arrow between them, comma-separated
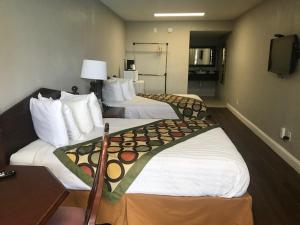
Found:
133,42 -> 169,94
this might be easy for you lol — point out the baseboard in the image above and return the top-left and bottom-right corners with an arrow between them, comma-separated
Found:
227,103 -> 300,174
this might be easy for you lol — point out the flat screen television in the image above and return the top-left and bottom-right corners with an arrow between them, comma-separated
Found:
268,34 -> 299,75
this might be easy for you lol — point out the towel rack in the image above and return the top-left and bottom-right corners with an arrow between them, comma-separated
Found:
133,42 -> 169,94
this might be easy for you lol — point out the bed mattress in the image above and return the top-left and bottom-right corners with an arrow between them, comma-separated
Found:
104,94 -> 202,119
10,118 -> 250,198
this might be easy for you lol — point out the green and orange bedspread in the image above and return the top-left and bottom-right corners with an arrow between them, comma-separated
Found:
138,94 -> 208,120
54,119 -> 218,202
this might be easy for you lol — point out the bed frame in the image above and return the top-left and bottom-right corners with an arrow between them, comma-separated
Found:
0,88 -> 254,225
0,88 -> 61,165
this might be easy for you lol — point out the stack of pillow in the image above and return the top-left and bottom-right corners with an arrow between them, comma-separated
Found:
29,91 -> 103,147
102,78 -> 136,103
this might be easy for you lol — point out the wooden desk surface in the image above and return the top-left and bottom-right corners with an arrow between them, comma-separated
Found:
0,165 -> 69,225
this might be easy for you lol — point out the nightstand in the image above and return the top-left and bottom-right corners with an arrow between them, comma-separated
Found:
0,165 -> 68,225
103,105 -> 125,118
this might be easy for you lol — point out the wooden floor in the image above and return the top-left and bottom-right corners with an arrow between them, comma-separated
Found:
207,108 -> 300,225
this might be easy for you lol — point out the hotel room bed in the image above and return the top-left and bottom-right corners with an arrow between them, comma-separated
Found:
103,94 -> 205,119
11,118 -> 249,198
0,88 -> 253,225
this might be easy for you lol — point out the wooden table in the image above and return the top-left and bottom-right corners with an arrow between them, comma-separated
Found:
0,165 -> 69,225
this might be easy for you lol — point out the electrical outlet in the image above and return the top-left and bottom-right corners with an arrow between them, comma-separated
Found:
280,127 -> 292,142
280,128 -> 286,139
236,98 -> 239,105
287,131 -> 292,142
167,27 -> 173,33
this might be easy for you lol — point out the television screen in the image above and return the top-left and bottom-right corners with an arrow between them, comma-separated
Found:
268,35 -> 298,75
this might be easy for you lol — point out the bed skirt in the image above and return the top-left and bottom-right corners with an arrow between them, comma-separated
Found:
63,190 -> 253,225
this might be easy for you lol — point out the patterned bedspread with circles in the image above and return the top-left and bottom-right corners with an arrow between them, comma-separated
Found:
54,118 -> 218,202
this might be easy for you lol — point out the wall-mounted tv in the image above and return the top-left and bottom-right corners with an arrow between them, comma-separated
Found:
268,34 -> 299,75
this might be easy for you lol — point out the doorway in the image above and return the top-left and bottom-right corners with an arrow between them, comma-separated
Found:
188,31 -> 229,107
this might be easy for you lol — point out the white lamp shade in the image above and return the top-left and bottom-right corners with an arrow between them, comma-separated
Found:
80,60 -> 107,80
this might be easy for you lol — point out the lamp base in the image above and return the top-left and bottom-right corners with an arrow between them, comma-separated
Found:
71,86 -> 79,95
90,80 -> 103,100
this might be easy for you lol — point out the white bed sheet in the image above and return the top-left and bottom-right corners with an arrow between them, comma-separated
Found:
104,94 -> 202,119
11,118 -> 250,198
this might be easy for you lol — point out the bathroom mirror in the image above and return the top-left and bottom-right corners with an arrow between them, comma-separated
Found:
189,47 -> 216,66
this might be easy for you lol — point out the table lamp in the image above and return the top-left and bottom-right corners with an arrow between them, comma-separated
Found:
81,59 -> 107,100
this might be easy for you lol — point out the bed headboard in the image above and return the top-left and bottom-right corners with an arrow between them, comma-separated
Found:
0,88 -> 61,165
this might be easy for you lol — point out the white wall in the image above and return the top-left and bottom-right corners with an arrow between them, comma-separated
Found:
0,0 -> 125,112
221,0 -> 300,160
125,21 -> 233,94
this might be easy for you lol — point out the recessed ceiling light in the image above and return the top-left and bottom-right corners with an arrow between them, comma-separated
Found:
154,12 -> 205,17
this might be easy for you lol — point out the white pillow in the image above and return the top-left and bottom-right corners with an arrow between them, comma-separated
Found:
38,93 -> 53,101
30,98 -> 69,147
119,79 -> 133,100
60,96 -> 94,134
127,79 -> 136,98
38,93 -> 83,141
102,79 -> 125,102
88,93 -> 104,127
62,104 -> 83,141
60,92 -> 103,128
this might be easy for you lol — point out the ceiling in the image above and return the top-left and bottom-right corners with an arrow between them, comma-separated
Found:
100,0 -> 265,21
